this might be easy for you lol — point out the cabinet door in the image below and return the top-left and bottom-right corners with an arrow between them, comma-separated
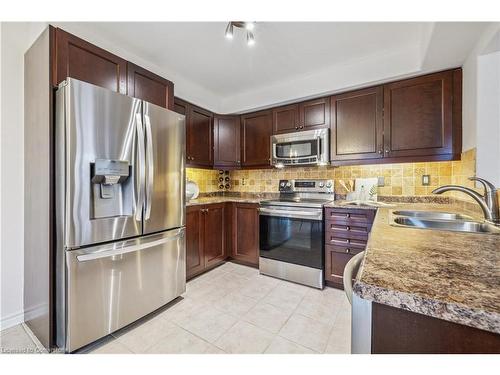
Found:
204,204 -> 226,268
241,110 -> 273,168
325,246 -> 353,289
330,86 -> 383,162
188,105 -> 213,167
127,62 -> 174,109
272,104 -> 299,134
232,203 -> 259,266
54,29 -> 127,94
383,71 -> 453,158
214,115 -> 241,168
299,97 -> 330,131
173,97 -> 188,116
186,206 -> 204,279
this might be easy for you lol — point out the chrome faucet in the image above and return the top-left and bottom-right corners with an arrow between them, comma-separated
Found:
432,177 -> 500,225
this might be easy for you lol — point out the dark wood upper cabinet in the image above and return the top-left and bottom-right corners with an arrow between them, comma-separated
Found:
272,98 -> 329,134
127,62 -> 174,109
299,97 -> 330,131
174,97 -> 213,168
188,105 -> 213,167
214,115 -> 241,168
231,203 -> 259,266
54,29 -> 127,94
273,104 -> 299,133
383,70 -> 454,158
204,204 -> 226,268
330,86 -> 384,162
241,110 -> 273,168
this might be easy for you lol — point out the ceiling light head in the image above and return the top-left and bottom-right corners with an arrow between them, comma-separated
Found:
225,22 -> 234,39
245,22 -> 255,31
247,31 -> 255,46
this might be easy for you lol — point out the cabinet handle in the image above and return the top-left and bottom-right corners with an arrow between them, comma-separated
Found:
345,248 -> 351,254
385,149 -> 389,154
299,125 -> 304,129
378,150 -> 383,154
295,126 -> 299,130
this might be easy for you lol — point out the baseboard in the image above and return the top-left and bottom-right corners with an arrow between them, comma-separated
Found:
0,310 -> 25,332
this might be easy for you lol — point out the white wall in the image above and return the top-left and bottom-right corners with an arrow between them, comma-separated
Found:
462,23 -> 500,186
0,22 -> 47,330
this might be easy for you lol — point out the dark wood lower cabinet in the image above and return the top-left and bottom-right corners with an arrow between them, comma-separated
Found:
324,207 -> 376,289
186,204 -> 225,279
231,203 -> 260,266
186,206 -> 206,279
371,303 -> 500,354
186,202 -> 259,279
204,204 -> 226,268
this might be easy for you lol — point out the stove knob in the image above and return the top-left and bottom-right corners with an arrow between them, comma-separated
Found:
318,182 -> 325,188
280,181 -> 286,188
326,181 -> 333,188
285,182 -> 292,188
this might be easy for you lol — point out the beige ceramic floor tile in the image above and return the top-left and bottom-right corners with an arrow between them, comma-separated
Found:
113,317 -> 178,353
230,264 -> 260,278
175,306 -> 238,343
214,321 -> 274,354
324,318 -> 351,354
264,336 -> 316,354
279,313 -> 333,353
146,326 -> 212,354
261,284 -> 306,313
0,325 -> 39,354
243,302 -> 291,334
91,339 -> 133,354
213,291 -> 259,316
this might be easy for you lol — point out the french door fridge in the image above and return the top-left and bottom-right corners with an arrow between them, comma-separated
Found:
55,78 -> 186,352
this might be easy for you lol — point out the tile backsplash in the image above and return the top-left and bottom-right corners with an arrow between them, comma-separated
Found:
187,148 -> 478,197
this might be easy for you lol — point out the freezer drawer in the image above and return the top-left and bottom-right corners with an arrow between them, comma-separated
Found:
59,228 -> 185,352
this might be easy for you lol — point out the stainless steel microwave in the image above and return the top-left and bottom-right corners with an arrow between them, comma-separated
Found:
271,129 -> 330,167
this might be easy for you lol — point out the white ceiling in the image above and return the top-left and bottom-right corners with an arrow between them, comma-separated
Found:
55,22 -> 491,113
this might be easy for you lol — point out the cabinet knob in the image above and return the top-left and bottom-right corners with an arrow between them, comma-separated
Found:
378,150 -> 383,154
345,248 -> 351,254
299,125 -> 304,129
295,126 -> 299,130
385,149 -> 389,154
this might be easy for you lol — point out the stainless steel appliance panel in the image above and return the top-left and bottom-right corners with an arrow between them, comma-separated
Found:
271,129 -> 329,167
259,257 -> 324,289
57,79 -> 143,248
143,102 -> 186,234
64,228 -> 186,352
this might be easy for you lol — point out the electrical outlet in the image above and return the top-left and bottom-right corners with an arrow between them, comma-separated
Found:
422,175 -> 430,186
242,178 -> 246,186
377,176 -> 385,187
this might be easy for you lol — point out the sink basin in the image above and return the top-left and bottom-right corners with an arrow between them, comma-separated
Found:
392,216 -> 500,234
392,210 -> 473,221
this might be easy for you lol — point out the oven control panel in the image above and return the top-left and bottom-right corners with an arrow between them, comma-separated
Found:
279,179 -> 333,193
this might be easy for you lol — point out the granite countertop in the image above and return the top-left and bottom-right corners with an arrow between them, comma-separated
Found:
353,202 -> 500,334
186,196 -> 265,206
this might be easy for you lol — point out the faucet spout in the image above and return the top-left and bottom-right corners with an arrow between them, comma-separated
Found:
432,185 -> 494,222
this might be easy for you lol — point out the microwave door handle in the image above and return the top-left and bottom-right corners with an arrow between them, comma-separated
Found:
144,114 -> 154,220
134,113 -> 146,221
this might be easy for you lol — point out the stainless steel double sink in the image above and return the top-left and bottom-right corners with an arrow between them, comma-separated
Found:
390,210 -> 500,235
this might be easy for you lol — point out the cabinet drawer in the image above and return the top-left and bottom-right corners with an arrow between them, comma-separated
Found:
325,208 -> 375,225
325,222 -> 371,240
325,234 -> 367,249
325,244 -> 364,256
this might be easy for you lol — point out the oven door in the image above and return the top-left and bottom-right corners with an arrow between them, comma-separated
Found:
259,206 -> 324,269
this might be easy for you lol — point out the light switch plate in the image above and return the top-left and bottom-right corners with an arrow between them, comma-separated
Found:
422,175 -> 430,186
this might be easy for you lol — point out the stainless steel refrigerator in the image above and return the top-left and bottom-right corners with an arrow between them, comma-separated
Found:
55,78 -> 186,352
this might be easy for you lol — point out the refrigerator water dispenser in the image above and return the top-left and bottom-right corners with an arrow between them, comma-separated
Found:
91,159 -> 132,219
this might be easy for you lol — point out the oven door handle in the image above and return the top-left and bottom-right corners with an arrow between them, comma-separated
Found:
259,207 -> 322,220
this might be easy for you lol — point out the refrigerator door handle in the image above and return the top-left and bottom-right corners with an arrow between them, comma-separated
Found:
135,113 -> 146,221
144,114 -> 154,220
76,228 -> 185,262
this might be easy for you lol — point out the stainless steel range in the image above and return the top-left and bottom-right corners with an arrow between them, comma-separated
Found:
259,179 -> 334,289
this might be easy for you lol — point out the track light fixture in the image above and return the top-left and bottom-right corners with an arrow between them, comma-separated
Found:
224,22 -> 256,46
